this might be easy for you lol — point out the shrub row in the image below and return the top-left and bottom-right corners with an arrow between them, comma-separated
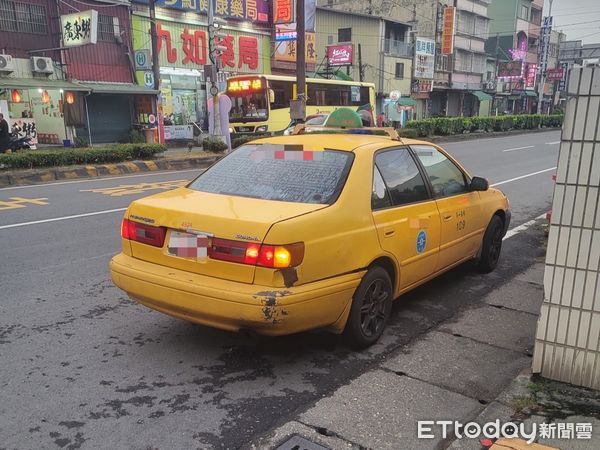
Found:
405,114 -> 563,137
0,143 -> 166,170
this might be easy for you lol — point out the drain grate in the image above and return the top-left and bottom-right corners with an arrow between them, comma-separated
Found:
274,434 -> 331,450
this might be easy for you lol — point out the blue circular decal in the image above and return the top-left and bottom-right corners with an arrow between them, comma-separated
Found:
416,230 -> 427,254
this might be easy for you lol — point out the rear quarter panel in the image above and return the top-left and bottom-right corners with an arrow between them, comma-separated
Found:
256,144 -> 391,286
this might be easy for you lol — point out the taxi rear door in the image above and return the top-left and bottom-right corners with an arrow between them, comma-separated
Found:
371,148 -> 441,292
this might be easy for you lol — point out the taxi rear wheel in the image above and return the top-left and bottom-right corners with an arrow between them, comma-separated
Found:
476,215 -> 504,273
344,266 -> 392,348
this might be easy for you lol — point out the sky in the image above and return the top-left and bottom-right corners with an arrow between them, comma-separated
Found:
544,0 -> 600,44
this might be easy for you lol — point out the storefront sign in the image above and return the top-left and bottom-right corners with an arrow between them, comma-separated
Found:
132,16 -> 264,73
164,125 -> 193,140
525,63 -> 537,88
133,0 -> 269,23
546,68 -> 565,81
558,62 -> 568,91
414,37 -> 435,80
539,16 -> 553,73
327,44 -> 353,66
10,118 -> 38,147
135,50 -> 152,70
441,7 -> 455,55
411,79 -> 433,93
274,0 -> 294,24
61,9 -> 98,47
497,61 -> 523,79
274,32 -> 316,64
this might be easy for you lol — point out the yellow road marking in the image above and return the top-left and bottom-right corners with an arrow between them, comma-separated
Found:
80,179 -> 188,197
0,197 -> 49,211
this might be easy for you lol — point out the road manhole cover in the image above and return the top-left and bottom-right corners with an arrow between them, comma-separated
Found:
274,434 -> 330,450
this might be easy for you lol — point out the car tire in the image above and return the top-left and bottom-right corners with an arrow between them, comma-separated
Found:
344,266 -> 393,348
475,215 -> 504,274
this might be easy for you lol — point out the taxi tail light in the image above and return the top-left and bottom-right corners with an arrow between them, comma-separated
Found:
121,218 -> 166,248
209,239 -> 304,268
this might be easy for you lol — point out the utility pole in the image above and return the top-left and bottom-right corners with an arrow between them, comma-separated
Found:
495,32 -> 500,115
358,43 -> 364,82
537,0 -> 553,115
208,0 -> 225,143
296,0 -> 306,121
149,0 -> 162,143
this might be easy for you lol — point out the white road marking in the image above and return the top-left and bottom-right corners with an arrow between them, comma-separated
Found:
1,167 -> 558,231
0,168 -> 203,191
502,145 -> 535,152
545,141 -> 561,145
491,167 -> 557,187
503,213 -> 547,240
0,207 -> 126,230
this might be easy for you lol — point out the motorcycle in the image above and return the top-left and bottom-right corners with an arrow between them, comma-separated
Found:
2,134 -> 33,153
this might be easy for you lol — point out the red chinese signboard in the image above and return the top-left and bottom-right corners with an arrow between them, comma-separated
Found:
327,44 -> 353,66
441,7 -> 455,55
525,63 -> 537,88
155,22 -> 258,70
546,68 -> 565,81
274,0 -> 295,24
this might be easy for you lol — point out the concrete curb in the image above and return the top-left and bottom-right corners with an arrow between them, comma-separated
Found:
0,155 -> 220,188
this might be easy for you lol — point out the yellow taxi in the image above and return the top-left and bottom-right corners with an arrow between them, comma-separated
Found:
110,110 -> 510,347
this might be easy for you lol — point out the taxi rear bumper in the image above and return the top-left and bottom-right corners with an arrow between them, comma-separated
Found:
109,253 -> 363,336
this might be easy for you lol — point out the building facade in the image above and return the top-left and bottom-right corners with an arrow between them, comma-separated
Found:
486,0 -> 543,114
314,7 -> 413,120
0,0 -> 154,145
130,1 -> 271,142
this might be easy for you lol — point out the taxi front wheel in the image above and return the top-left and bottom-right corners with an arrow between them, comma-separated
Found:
344,266 -> 393,348
475,215 -> 504,273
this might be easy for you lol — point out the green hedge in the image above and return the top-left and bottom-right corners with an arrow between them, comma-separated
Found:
0,143 -> 166,170
202,137 -> 228,152
405,114 -> 563,137
231,134 -> 270,149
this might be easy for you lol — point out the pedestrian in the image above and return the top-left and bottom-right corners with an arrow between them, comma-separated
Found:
0,113 -> 10,153
377,112 -> 386,127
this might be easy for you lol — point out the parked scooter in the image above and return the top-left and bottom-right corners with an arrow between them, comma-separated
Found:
2,134 -> 33,153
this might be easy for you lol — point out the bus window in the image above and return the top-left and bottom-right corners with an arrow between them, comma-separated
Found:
269,80 -> 293,110
307,83 -> 327,106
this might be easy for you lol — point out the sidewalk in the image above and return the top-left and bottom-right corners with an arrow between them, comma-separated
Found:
250,261 -> 599,450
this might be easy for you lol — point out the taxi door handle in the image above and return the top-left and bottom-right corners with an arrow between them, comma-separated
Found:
384,227 -> 395,237
443,214 -> 453,222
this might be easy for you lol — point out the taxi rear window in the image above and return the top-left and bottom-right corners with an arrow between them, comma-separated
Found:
188,144 -> 354,204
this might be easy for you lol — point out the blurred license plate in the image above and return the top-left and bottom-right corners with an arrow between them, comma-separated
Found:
168,231 -> 209,261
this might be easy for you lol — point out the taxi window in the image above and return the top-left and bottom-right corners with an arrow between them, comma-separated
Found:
372,166 -> 392,210
375,149 -> 429,206
188,145 -> 353,205
412,145 -> 469,198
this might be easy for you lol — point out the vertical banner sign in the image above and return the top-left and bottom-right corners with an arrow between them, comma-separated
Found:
441,7 -> 455,55
539,16 -> 553,74
61,9 -> 98,46
414,38 -> 435,80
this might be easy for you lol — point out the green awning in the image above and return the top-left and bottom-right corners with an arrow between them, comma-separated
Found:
0,77 -> 90,91
525,90 -> 538,97
397,97 -> 417,106
471,90 -> 492,101
80,82 -> 158,95
333,70 -> 353,81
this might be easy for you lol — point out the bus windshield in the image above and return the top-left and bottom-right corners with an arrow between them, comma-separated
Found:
226,78 -> 268,122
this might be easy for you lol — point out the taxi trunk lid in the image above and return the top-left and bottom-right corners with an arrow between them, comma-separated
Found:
126,187 -> 326,283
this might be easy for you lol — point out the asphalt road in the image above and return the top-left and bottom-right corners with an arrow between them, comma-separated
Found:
0,130 -> 560,449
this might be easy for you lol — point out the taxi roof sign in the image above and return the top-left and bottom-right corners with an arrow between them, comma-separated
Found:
324,108 -> 363,128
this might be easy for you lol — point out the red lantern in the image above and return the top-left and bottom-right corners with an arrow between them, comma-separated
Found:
11,89 -> 21,103
41,90 -> 49,103
65,91 -> 75,104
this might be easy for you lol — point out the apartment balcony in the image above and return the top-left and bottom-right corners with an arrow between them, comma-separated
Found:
384,39 -> 413,58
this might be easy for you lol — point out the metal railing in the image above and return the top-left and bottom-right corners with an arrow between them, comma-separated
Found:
384,39 -> 413,58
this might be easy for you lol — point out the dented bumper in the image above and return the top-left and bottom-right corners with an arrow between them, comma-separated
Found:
109,253 -> 363,336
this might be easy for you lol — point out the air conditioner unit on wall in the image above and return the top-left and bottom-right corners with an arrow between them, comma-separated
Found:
0,54 -> 15,72
31,56 -> 54,74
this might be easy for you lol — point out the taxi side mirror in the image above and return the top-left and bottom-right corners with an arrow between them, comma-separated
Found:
268,89 -> 275,103
470,176 -> 489,191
